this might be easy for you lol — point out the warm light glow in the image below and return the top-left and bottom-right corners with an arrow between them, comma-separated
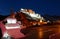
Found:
28,9 -> 33,13
33,22 -> 37,25
58,26 -> 60,33
38,28 -> 43,38
40,20 -> 43,22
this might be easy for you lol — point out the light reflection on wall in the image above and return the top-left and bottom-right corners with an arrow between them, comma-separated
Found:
58,26 -> 60,33
38,28 -> 43,39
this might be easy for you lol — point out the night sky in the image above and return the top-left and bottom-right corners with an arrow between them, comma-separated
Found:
0,0 -> 60,16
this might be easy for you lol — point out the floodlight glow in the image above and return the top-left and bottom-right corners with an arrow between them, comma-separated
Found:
7,18 -> 17,24
5,26 -> 20,29
29,13 -> 41,19
21,8 -> 24,11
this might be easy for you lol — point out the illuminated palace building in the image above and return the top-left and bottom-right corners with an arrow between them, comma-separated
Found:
0,8 -> 47,39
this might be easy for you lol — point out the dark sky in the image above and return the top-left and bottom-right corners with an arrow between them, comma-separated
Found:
0,0 -> 60,16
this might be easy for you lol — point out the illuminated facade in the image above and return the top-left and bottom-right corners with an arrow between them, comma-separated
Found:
0,8 -> 47,39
